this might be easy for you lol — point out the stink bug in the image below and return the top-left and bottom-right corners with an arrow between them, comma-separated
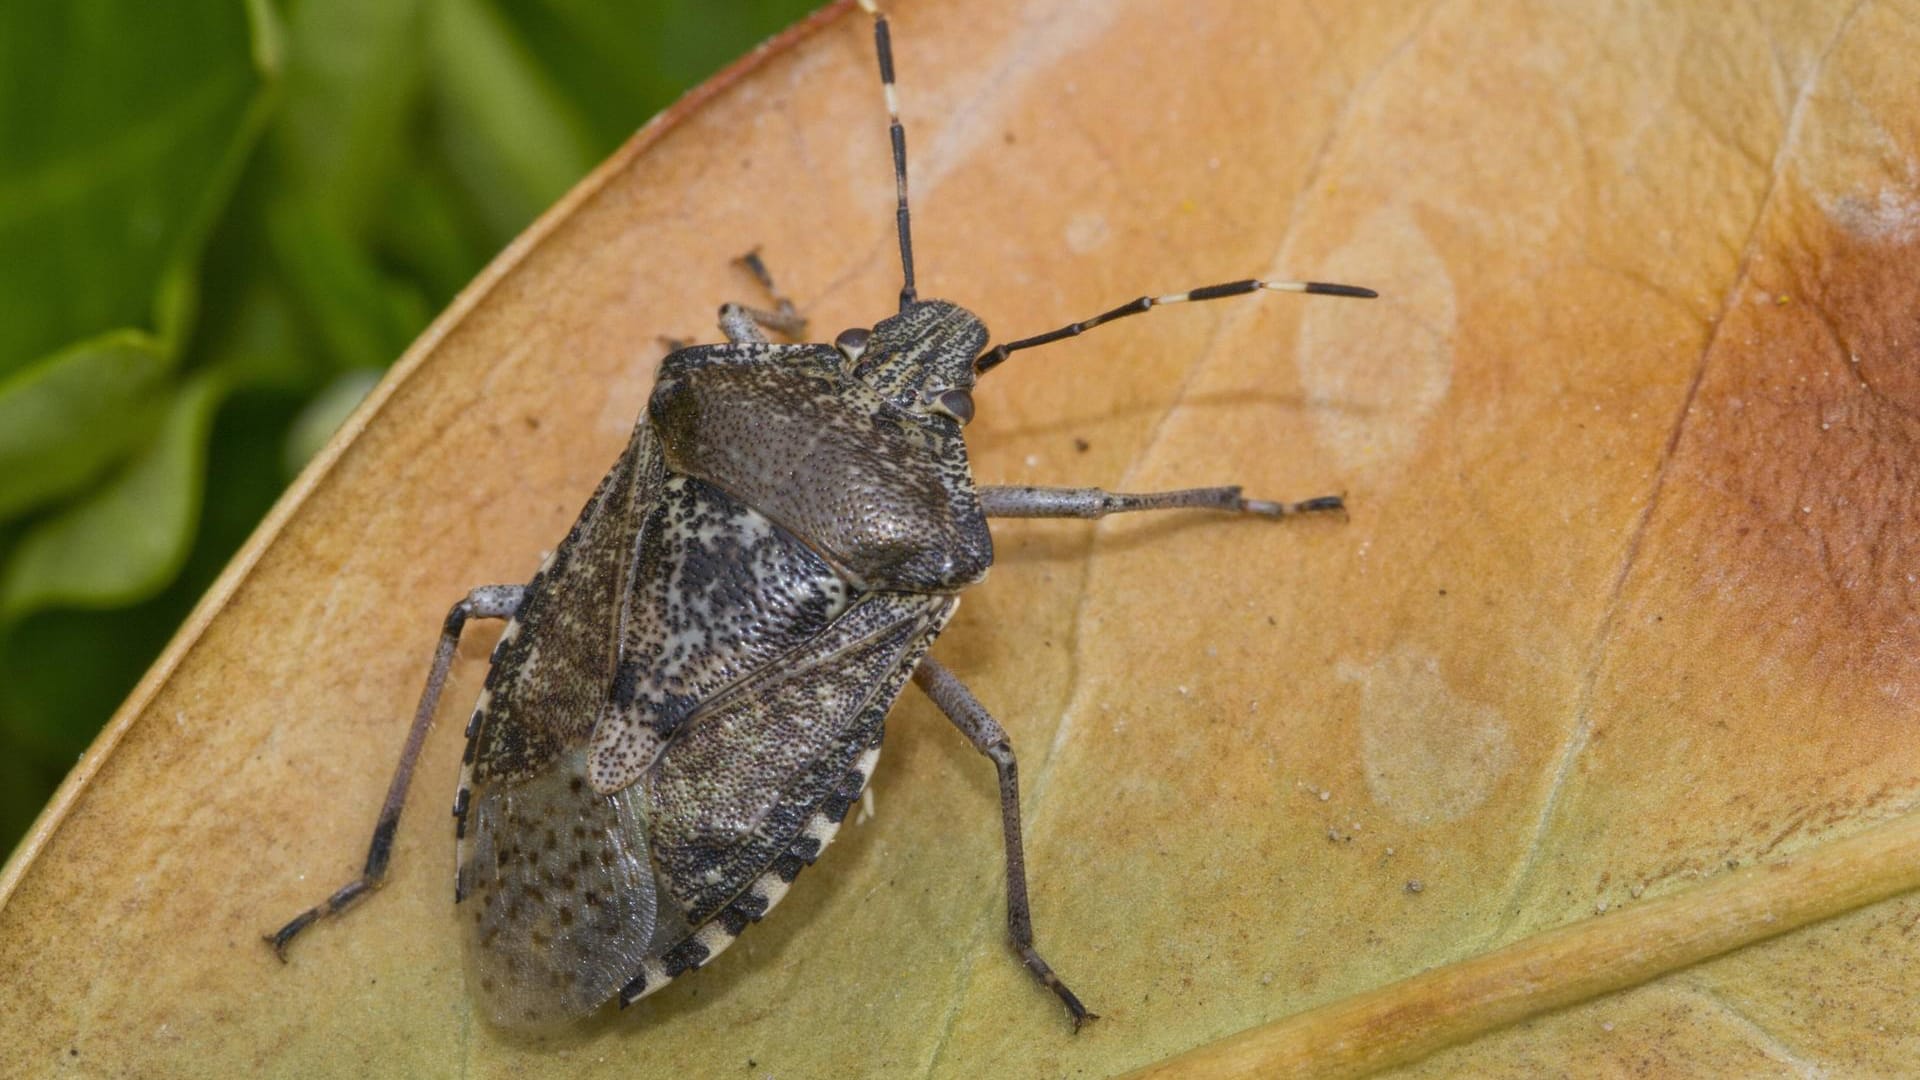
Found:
267,0 -> 1376,1032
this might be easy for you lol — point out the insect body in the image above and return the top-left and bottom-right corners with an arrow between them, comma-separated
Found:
268,0 -> 1375,1032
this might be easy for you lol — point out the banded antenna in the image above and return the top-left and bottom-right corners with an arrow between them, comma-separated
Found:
976,279 -> 1378,375
857,0 -> 917,312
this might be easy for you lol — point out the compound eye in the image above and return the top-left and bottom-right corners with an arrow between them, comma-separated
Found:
934,388 -> 976,426
834,327 -> 871,362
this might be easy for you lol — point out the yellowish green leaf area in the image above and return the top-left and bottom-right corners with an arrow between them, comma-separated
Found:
3,1 -> 1918,1076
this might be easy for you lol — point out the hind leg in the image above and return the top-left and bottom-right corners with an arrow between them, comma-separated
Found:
979,484 -> 1346,521
266,585 -> 525,957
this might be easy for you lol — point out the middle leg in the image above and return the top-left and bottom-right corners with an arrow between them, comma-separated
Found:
979,484 -> 1345,520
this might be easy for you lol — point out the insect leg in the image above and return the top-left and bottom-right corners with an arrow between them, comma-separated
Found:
738,249 -> 807,332
717,250 -> 807,343
911,656 -> 1096,1031
979,484 -> 1345,521
265,584 -> 525,959
718,305 -> 772,344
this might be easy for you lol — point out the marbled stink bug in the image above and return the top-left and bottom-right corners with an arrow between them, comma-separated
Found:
268,0 -> 1375,1031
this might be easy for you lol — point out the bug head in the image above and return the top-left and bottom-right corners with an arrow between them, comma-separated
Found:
835,299 -> 986,425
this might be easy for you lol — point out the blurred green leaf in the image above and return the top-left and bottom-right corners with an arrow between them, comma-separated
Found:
1,376 -> 225,621
0,0 -> 276,374
494,0 -> 821,149
267,196 -> 424,373
375,163 -> 490,305
0,331 -> 169,520
275,0 -> 429,235
0,387 -> 303,760
426,0 -> 599,241
196,274 -> 325,393
0,752 -> 44,845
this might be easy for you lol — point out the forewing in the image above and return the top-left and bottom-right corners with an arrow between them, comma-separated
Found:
455,421 -> 668,1029
643,591 -> 954,926
467,421 -> 665,786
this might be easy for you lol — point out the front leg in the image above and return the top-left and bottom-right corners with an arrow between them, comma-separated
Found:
265,584 -> 525,957
718,250 -> 807,343
912,656 -> 1095,1030
979,484 -> 1345,520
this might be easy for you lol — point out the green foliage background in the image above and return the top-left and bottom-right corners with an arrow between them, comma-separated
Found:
0,0 -> 818,859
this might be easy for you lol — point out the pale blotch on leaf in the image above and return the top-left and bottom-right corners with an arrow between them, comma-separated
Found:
1296,203 -> 1455,475
1350,645 -> 1515,826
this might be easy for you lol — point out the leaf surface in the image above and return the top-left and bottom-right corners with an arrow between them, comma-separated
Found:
3,1 -> 1919,1076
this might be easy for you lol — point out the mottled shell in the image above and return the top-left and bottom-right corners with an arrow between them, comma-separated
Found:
453,336 -> 983,1028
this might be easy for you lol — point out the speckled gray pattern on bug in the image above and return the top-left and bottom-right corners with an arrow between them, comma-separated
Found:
467,429 -> 664,789
588,474 -> 851,794
643,589 -> 950,923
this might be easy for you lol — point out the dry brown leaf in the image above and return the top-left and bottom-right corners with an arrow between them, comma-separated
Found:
4,0 -> 1919,1076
